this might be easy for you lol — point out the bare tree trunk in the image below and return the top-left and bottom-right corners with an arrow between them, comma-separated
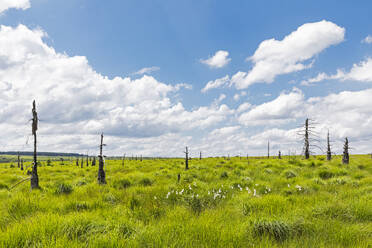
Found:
184,146 -> 189,170
17,152 -> 20,168
199,151 -> 202,160
30,100 -> 39,189
267,140 -> 270,158
342,137 -> 349,164
98,133 -> 106,184
278,150 -> 281,159
92,156 -> 96,166
21,159 -> 24,171
86,154 -> 89,167
81,157 -> 84,168
76,158 -> 79,166
304,118 -> 310,159
327,130 -> 332,161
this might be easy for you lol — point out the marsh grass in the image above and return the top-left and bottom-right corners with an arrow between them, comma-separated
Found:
0,155 -> 371,247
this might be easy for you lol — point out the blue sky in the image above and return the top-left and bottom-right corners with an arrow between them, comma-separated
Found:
1,0 -> 372,156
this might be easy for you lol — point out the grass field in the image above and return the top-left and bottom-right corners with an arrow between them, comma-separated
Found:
0,155 -> 371,247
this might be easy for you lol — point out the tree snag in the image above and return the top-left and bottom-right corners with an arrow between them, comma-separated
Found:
30,100 -> 39,189
184,146 -> 189,170
342,137 -> 349,165
327,130 -> 332,161
304,119 -> 310,159
98,133 -> 106,184
278,150 -> 281,159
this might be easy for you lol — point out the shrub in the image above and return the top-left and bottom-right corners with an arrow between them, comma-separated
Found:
139,178 -> 153,186
55,183 -> 73,194
188,197 -> 203,214
117,222 -> 135,238
283,170 -> 297,179
113,179 -> 131,189
252,220 -> 291,242
220,171 -> 228,179
0,183 -> 8,190
318,170 -> 334,180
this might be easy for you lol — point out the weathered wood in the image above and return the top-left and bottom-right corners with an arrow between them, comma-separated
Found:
342,137 -> 349,164
98,133 -> 106,184
30,100 -> 39,189
327,130 -> 332,161
184,146 -> 189,170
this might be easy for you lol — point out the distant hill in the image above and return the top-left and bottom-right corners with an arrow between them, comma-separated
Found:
0,151 -> 84,157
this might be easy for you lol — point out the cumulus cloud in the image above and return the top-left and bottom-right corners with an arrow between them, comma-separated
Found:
201,75 -> 229,93
231,20 -> 345,89
239,88 -> 304,126
200,50 -> 231,69
0,0 -> 30,14
133,66 -> 160,75
0,25 -> 233,154
362,35 -> 372,44
237,86 -> 372,153
301,58 -> 372,85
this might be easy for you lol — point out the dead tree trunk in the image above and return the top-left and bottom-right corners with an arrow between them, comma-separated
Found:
86,154 -> 89,167
199,151 -> 202,160
76,158 -> 79,166
98,133 -> 106,184
267,140 -> 270,158
21,159 -> 24,171
92,156 -> 96,166
184,146 -> 189,170
81,157 -> 84,168
342,137 -> 349,165
30,100 -> 39,189
327,130 -> 332,161
304,118 -> 310,159
17,152 -> 20,168
278,150 -> 281,159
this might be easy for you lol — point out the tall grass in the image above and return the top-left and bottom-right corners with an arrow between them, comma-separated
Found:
0,155 -> 371,247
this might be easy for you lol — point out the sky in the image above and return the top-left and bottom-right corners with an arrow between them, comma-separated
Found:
0,0 -> 372,157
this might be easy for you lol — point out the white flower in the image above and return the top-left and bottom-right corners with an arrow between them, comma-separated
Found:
154,196 -> 157,200
253,189 -> 257,197
208,191 -> 210,195
288,184 -> 290,187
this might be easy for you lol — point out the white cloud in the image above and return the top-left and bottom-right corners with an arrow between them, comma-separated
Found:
201,75 -> 229,93
302,58 -> 372,85
239,88 -> 304,126
362,35 -> 372,44
0,0 -> 30,14
231,20 -> 345,89
200,50 -> 231,69
134,66 -> 160,75
0,25 -> 233,154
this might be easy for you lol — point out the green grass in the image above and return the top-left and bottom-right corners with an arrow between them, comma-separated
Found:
0,155 -> 371,247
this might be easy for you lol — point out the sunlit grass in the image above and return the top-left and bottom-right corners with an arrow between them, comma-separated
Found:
0,155 -> 371,247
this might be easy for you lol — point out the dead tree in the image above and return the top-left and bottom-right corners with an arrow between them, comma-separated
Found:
98,133 -> 106,184
342,137 -> 349,164
199,151 -> 202,160
30,100 -> 39,189
297,118 -> 320,159
184,146 -> 189,170
92,156 -> 96,166
81,157 -> 84,168
76,158 -> 79,166
278,150 -> 281,159
17,152 -> 20,168
21,159 -> 24,171
304,119 -> 310,159
86,154 -> 89,167
140,155 -> 142,162
327,130 -> 332,161
267,140 -> 270,158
